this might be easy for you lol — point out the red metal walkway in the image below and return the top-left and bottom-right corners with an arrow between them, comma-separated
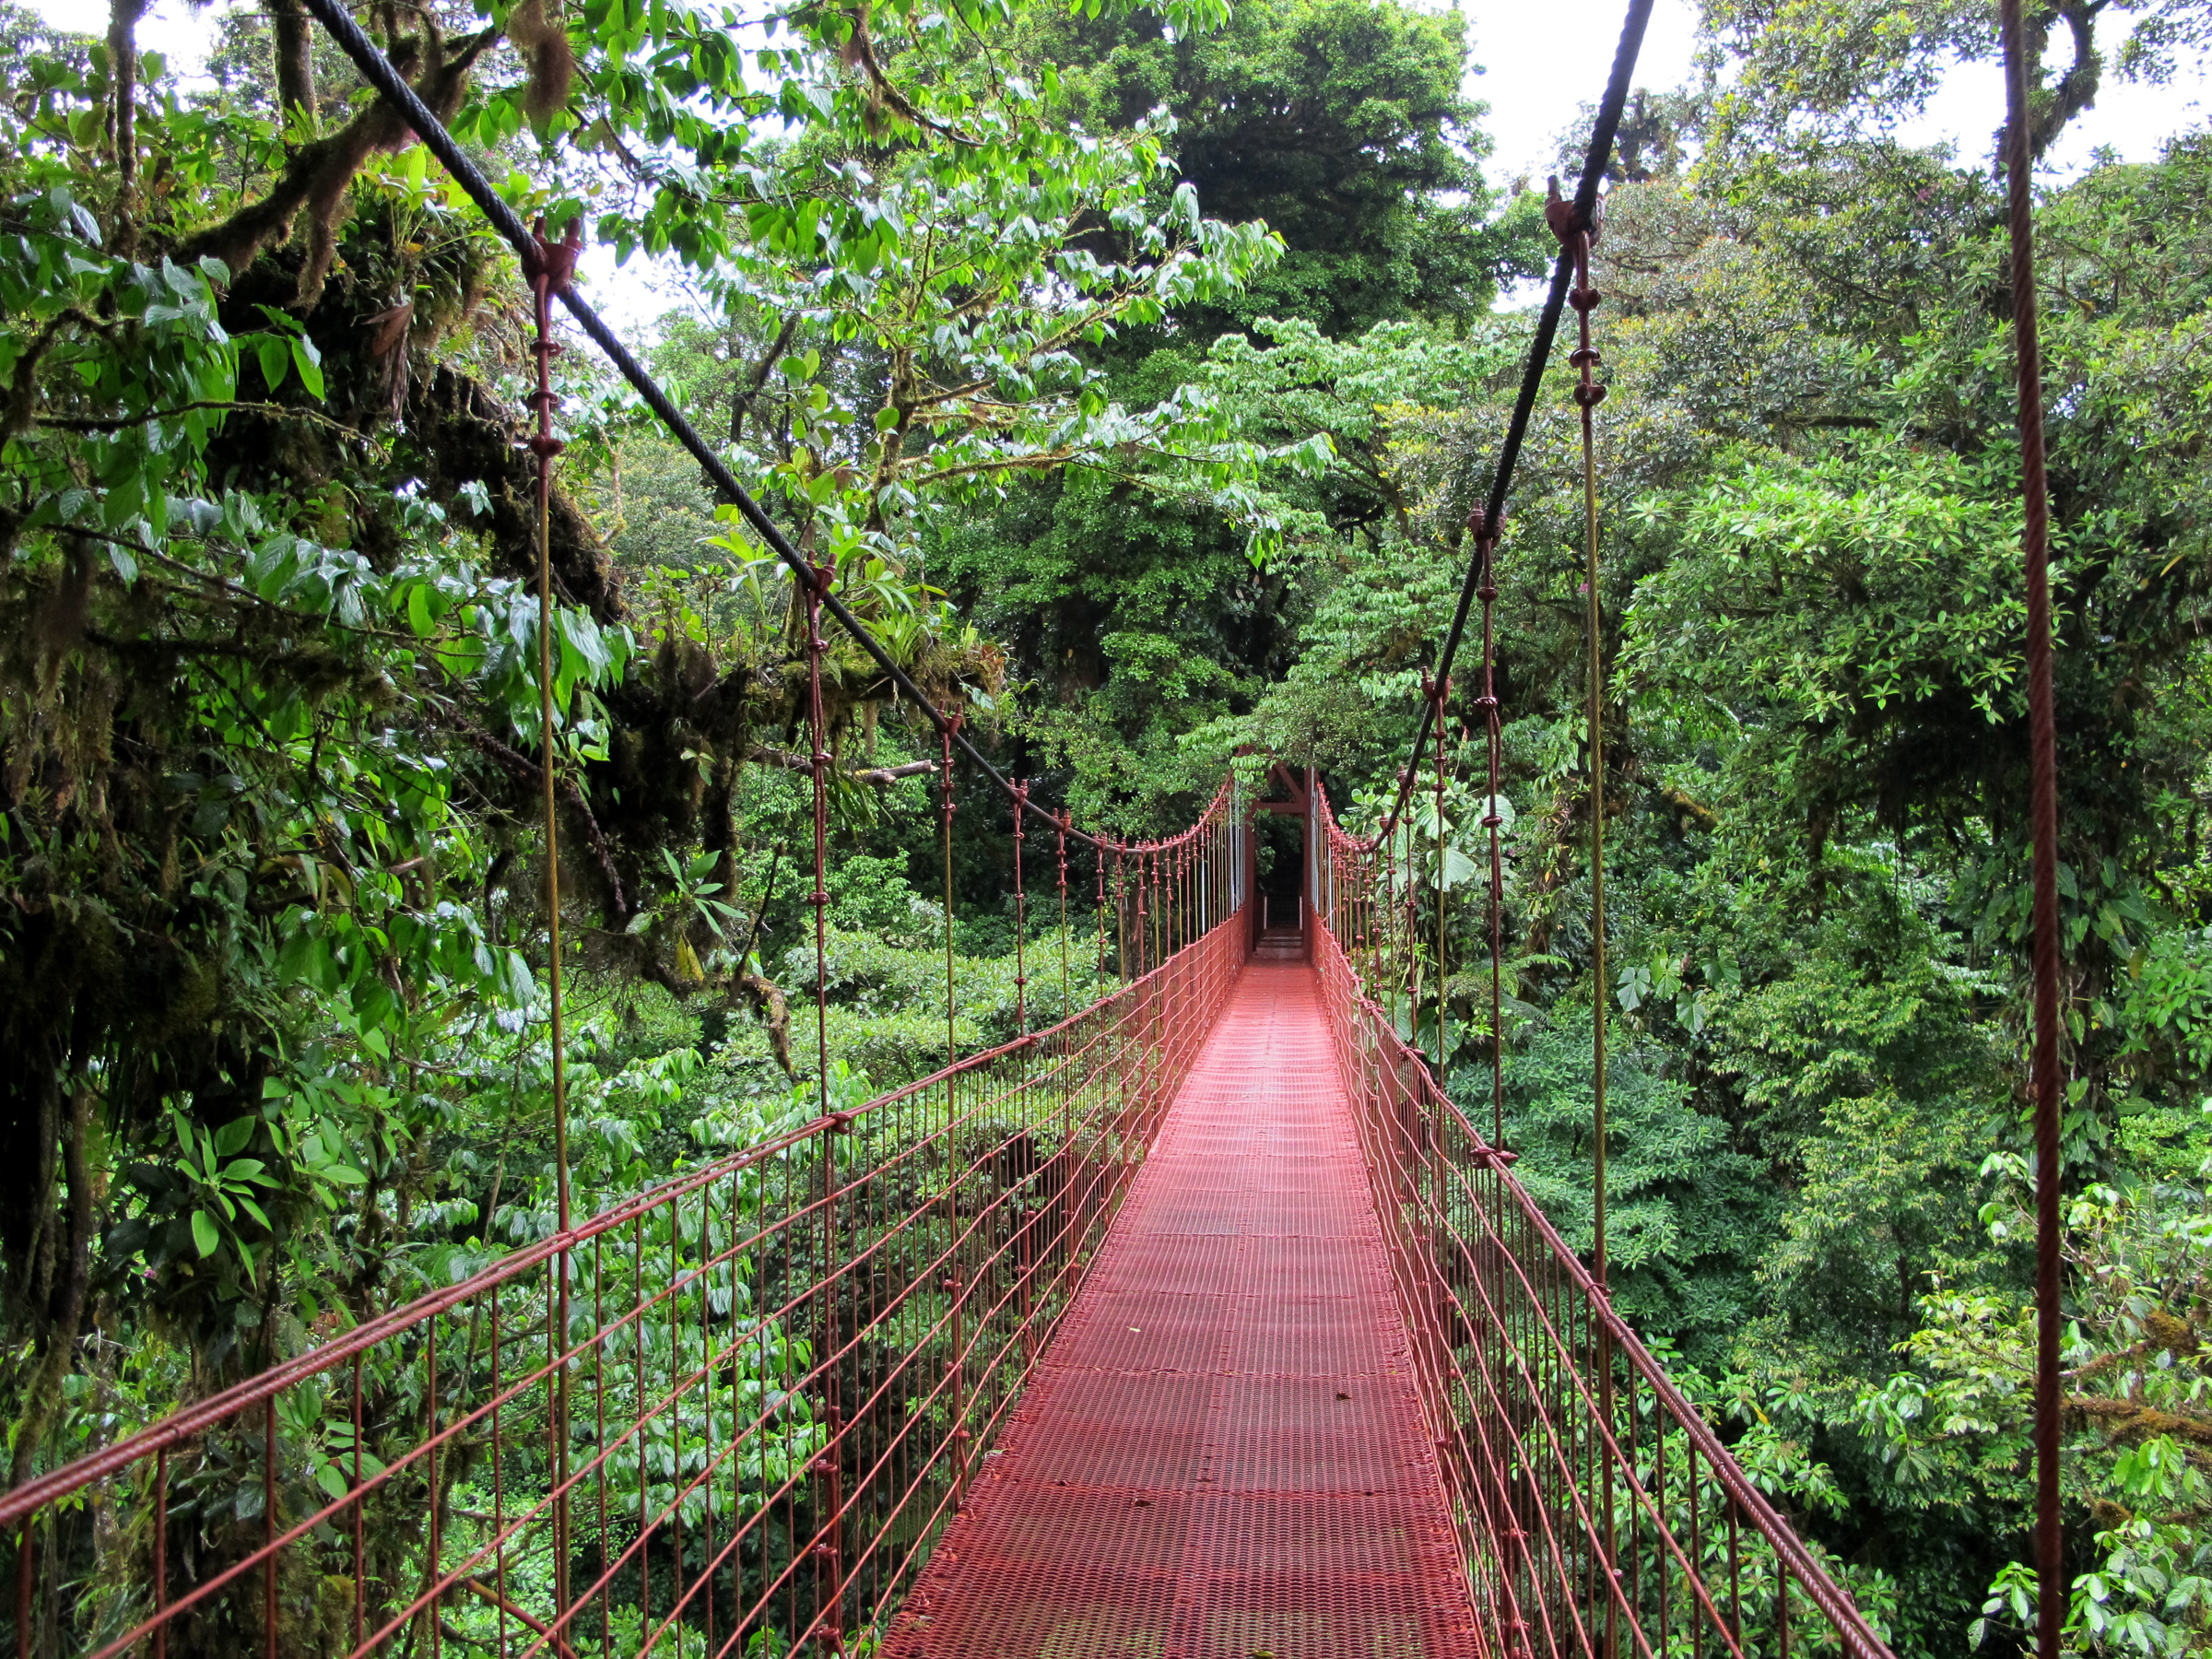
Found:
885,960 -> 1477,1659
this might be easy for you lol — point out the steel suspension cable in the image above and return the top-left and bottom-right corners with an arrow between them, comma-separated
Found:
1563,212 -> 1610,1293
940,708 -> 960,1068
1562,201 -> 1620,1659
1013,781 -> 1030,1035
1430,674 -> 1450,1077
1472,511 -> 1506,1149
296,0 -> 1113,855
1378,0 -> 1654,846
806,555 -> 834,1114
524,218 -> 578,1635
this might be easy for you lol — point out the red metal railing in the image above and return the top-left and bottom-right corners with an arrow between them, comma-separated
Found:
4,799 -> 1245,1659
1309,781 -> 1894,1659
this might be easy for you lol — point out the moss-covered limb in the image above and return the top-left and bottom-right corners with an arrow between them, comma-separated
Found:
467,727 -> 631,922
105,0 -> 147,256
731,312 -> 803,444
2069,1394 -> 2212,1453
621,944 -> 796,1079
468,724 -> 806,1077
10,1089 -> 94,1486
2,311 -> 91,443
267,0 -> 317,123
747,743 -> 936,786
177,21 -> 498,299
403,363 -> 623,624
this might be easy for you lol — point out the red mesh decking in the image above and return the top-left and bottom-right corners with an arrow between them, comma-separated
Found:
882,961 -> 1477,1659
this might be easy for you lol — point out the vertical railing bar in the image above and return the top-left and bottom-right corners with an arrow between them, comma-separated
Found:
1628,1360 -> 1642,1655
1728,1488 -> 1741,1645
429,1318 -> 442,1659
701,1185 -> 715,1657
264,1396 -> 276,1659
596,1232 -> 610,1659
154,1448 -> 169,1659
492,1281 -> 509,1659
668,1190 -> 684,1659
635,1216 -> 650,1643
352,1352 -> 365,1656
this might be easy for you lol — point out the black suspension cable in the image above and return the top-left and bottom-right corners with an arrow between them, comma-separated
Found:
298,0 -> 1116,851
1378,0 -> 1655,843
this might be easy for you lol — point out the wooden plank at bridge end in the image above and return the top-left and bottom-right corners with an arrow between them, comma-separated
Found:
881,960 -> 1477,1659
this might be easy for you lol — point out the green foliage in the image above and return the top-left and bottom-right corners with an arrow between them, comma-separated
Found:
1139,53 -> 2212,1659
10,0 -> 2212,1642
1863,1169 -> 2212,1656
929,0 -> 1539,831
1033,0 -> 1536,336
1492,1024 -> 1771,1359
0,0 -> 1279,1624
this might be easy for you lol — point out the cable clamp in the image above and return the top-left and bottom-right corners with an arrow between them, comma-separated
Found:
522,216 -> 583,292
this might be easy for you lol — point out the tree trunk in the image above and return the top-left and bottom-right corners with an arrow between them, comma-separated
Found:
106,0 -> 147,256
9,1089 -> 97,1490
270,0 -> 318,126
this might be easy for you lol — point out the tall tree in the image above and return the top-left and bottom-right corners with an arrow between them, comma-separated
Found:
930,0 -> 1545,830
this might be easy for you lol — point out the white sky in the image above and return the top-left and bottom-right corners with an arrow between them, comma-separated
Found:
23,0 -> 2212,328
1464,0 -> 2212,185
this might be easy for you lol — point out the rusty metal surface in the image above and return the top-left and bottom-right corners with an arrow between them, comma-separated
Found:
882,961 -> 1477,1659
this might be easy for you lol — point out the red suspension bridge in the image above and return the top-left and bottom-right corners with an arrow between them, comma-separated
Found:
2,772 -> 1896,1659
0,0 -> 2075,1644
